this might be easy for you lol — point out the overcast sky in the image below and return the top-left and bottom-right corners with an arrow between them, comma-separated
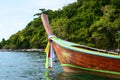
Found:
0,0 -> 76,41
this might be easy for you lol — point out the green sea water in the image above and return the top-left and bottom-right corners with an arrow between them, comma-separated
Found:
0,51 -> 118,80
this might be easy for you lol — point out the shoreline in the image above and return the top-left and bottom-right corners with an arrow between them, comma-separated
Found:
0,49 -> 44,52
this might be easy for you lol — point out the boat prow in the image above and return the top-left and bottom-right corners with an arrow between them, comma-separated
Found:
41,13 -> 120,79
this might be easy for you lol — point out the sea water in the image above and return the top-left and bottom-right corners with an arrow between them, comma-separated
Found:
0,51 -> 118,80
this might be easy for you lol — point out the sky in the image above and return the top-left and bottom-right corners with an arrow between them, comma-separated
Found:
0,0 -> 77,41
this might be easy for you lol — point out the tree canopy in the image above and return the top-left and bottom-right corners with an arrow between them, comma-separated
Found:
1,0 -> 120,50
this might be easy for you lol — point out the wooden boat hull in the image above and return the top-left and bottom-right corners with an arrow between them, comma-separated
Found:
41,14 -> 120,79
51,41 -> 120,79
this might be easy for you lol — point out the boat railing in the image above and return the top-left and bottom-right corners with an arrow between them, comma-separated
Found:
72,45 -> 119,55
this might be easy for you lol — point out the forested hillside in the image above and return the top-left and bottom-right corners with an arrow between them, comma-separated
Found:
0,0 -> 120,50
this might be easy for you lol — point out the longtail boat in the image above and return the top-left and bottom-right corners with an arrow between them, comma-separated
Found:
41,14 -> 120,79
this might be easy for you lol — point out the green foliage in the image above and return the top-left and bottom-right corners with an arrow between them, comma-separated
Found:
115,31 -> 120,42
34,8 -> 49,16
0,38 -> 7,49
2,18 -> 47,49
1,0 -> 120,50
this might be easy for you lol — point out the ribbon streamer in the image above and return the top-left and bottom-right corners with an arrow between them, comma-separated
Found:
45,41 -> 55,69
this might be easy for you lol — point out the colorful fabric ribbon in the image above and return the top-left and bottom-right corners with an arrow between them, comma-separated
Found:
45,41 -> 55,69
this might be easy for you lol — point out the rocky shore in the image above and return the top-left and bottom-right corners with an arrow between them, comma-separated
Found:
0,49 -> 44,52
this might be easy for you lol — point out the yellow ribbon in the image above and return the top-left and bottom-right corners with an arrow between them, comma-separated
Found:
45,42 -> 50,68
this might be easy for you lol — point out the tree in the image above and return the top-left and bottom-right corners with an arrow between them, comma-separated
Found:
1,38 -> 6,48
1,0 -> 120,50
34,8 -> 48,16
115,31 -> 120,52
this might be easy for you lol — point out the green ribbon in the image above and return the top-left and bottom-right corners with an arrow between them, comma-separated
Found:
61,64 -> 120,75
